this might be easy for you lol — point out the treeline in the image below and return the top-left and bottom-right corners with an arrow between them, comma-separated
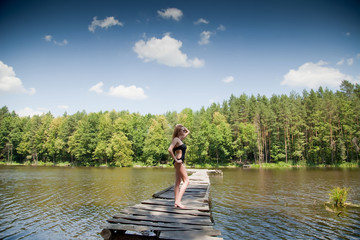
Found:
1,80 -> 359,167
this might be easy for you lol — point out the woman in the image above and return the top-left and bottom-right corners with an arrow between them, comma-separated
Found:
168,124 -> 190,209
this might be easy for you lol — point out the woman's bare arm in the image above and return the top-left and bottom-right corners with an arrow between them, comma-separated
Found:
183,127 -> 190,138
168,138 -> 182,163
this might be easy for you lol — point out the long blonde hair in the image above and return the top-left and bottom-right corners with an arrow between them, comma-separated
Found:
172,124 -> 184,139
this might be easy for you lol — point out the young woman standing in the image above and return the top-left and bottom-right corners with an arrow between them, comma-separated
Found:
168,124 -> 190,209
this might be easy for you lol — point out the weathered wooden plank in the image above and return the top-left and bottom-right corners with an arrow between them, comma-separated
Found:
160,235 -> 223,240
153,185 -> 174,198
119,208 -> 210,221
189,176 -> 208,181
118,205 -> 210,217
157,189 -> 207,195
178,188 -> 207,193
154,186 -> 209,194
159,230 -> 222,240
133,203 -> 209,214
189,175 -> 209,178
160,229 -> 221,236
190,181 -> 209,184
104,218 -> 214,230
138,200 -> 210,211
108,214 -> 213,225
101,223 -> 213,232
186,184 -> 209,188
156,191 -> 206,200
136,202 -> 209,211
101,223 -> 158,232
142,197 -> 206,205
160,230 -> 223,240
161,184 -> 209,190
203,183 -> 211,203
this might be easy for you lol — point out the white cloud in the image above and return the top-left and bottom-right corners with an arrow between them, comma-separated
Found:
222,76 -> 234,83
17,107 -> 45,117
44,35 -> 52,41
347,58 -> 354,66
337,58 -> 344,65
90,82 -> 147,100
133,33 -> 205,68
88,16 -> 124,32
108,85 -> 147,100
0,61 -> 35,95
44,35 -> 68,46
281,60 -> 354,89
157,8 -> 183,21
197,25 -> 225,46
217,24 -> 226,31
194,18 -> 209,25
337,55 -> 358,66
346,32 -> 351,37
89,81 -> 104,93
198,31 -> 213,45
54,39 -> 68,46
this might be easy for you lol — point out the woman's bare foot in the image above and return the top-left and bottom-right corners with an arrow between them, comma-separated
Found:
174,202 -> 186,209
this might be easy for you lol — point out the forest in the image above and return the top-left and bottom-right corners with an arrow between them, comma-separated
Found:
0,80 -> 359,167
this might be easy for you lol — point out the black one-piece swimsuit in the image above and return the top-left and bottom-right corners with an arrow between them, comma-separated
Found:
173,143 -> 187,164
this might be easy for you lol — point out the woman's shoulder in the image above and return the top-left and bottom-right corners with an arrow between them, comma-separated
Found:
173,137 -> 183,144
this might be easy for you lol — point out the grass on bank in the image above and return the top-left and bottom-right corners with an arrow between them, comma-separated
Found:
0,160 -> 359,169
251,161 -> 359,169
0,160 -> 72,167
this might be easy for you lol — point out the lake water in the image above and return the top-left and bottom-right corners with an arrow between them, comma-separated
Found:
0,166 -> 359,239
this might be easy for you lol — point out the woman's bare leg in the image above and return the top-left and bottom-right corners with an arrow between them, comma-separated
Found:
174,163 -> 182,206
176,164 -> 189,207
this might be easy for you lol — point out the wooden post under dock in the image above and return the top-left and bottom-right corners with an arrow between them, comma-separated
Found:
100,169 -> 223,240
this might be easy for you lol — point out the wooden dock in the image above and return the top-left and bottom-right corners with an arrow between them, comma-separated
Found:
100,169 -> 223,240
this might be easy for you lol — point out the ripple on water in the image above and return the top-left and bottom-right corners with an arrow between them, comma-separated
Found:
210,168 -> 360,240
1,167 -> 360,239
0,166 -> 174,240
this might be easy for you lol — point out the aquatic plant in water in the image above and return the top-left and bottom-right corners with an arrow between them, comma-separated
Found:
329,187 -> 349,207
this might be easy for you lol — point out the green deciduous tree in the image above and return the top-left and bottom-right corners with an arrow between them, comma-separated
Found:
1,80 -> 359,166
233,122 -> 257,162
209,112 -> 232,165
68,113 -> 99,165
106,131 -> 133,167
45,117 -> 65,165
142,116 -> 169,165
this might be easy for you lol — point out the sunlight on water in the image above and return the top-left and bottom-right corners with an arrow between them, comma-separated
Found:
0,166 -> 359,239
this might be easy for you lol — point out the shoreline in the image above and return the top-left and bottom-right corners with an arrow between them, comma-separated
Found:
1,161 -> 359,169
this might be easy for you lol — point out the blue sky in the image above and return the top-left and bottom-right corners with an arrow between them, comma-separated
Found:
1,0 -> 359,117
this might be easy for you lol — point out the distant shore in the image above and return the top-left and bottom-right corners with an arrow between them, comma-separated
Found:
1,161 -> 358,169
